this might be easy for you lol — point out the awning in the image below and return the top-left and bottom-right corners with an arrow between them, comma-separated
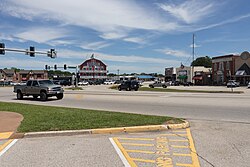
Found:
177,75 -> 187,79
193,76 -> 203,80
235,70 -> 246,76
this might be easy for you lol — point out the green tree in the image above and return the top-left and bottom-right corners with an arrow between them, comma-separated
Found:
191,56 -> 212,68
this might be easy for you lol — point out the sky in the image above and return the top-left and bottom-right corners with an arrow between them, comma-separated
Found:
1,0 -> 250,74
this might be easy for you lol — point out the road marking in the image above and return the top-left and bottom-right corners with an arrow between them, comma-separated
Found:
173,153 -> 192,157
160,134 -> 187,136
176,163 -> 194,167
121,143 -> 154,147
0,139 -> 18,157
111,128 -> 200,167
109,138 -> 131,167
132,158 -> 155,163
117,137 -> 154,141
186,128 -> 200,167
171,145 -> 189,148
126,149 -> 155,154
169,139 -> 189,142
0,132 -> 13,139
110,137 -> 137,167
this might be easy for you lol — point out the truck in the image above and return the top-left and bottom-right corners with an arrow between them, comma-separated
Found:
149,81 -> 168,88
14,80 -> 64,101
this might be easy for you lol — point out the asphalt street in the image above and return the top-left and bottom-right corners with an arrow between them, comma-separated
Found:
0,85 -> 249,166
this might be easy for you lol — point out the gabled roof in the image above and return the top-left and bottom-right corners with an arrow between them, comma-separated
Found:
0,69 -> 15,75
236,63 -> 250,75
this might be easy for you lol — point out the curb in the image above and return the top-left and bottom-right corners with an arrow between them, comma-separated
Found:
20,121 -> 189,138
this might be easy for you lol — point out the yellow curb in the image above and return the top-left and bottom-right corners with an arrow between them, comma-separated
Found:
0,132 -> 13,140
92,121 -> 189,134
23,120 -> 190,138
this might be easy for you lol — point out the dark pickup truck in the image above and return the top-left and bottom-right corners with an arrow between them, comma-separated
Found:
14,80 -> 64,101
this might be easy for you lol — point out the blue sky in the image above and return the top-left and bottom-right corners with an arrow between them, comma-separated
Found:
1,0 -> 250,74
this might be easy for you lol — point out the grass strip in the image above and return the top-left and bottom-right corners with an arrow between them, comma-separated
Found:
139,87 -> 244,93
0,102 -> 183,133
65,87 -> 83,90
110,85 -> 243,94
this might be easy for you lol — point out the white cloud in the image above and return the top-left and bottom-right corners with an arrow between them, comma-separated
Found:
156,48 -> 190,58
80,42 -> 111,50
190,43 -> 201,48
123,37 -> 146,44
2,0 -> 177,35
158,0 -> 215,24
15,27 -> 68,43
99,32 -> 127,40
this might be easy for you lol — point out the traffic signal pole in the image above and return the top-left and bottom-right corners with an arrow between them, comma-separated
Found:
0,43 -> 57,58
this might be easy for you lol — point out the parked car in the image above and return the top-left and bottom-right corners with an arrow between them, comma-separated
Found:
183,82 -> 194,86
149,81 -> 167,88
104,80 -> 115,85
118,80 -> 139,91
248,82 -> 250,88
78,81 -> 89,86
227,80 -> 240,88
59,80 -> 71,86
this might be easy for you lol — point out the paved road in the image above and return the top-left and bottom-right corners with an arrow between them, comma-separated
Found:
0,85 -> 249,166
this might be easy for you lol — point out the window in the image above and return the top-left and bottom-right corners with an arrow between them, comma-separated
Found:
32,81 -> 39,86
27,81 -> 32,86
226,61 -> 230,70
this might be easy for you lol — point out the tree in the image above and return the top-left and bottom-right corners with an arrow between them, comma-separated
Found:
191,56 -> 212,68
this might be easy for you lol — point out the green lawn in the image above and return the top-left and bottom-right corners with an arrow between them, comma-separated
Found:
139,87 -> 244,93
110,85 -> 243,94
0,102 -> 183,133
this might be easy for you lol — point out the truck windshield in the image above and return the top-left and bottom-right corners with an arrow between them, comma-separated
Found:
38,80 -> 54,85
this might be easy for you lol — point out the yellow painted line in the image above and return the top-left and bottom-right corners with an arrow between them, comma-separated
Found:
0,139 -> 13,152
160,134 -> 187,136
186,128 -> 200,167
169,139 -> 189,142
113,138 -> 137,167
126,149 -> 155,154
0,132 -> 13,140
121,143 -> 154,147
171,130 -> 187,133
176,163 -> 193,167
171,145 -> 189,148
132,158 -> 155,163
173,153 -> 192,157
117,137 -> 154,141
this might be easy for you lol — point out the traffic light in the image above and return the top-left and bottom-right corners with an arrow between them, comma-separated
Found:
30,46 -> 35,57
54,64 -> 57,70
48,48 -> 56,58
45,65 -> 48,70
64,64 -> 67,70
0,43 -> 5,55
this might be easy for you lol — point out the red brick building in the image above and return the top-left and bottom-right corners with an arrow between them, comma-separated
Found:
78,56 -> 107,81
212,54 -> 238,85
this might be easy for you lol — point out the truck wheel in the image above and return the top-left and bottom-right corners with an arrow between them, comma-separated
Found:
163,85 -> 167,88
118,87 -> 122,91
56,93 -> 64,100
40,92 -> 47,101
17,91 -> 23,100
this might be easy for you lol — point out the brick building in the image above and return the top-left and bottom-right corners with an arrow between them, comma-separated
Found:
212,54 -> 238,85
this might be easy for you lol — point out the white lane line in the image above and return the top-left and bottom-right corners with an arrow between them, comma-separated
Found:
0,139 -> 18,157
109,138 -> 130,167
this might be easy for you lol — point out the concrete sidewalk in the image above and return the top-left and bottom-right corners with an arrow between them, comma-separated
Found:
0,112 -> 23,133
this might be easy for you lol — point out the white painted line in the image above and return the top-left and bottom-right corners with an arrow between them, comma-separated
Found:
109,138 -> 130,167
0,139 -> 18,157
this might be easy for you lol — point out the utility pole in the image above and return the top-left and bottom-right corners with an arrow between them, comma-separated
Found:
117,69 -> 120,80
192,33 -> 195,83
